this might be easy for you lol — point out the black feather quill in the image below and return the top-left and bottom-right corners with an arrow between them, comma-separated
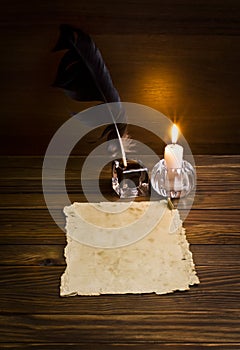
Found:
53,24 -> 128,163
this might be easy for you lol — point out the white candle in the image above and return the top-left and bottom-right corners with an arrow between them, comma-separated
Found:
164,124 -> 183,169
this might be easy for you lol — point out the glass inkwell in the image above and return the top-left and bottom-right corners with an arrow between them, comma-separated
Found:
112,159 -> 149,198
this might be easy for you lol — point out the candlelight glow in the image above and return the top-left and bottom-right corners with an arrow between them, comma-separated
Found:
171,124 -> 179,144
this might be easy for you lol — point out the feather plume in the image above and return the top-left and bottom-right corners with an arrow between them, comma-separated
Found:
53,24 -> 128,165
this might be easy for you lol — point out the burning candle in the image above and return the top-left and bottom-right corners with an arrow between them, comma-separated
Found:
164,124 -> 183,169
151,123 -> 196,198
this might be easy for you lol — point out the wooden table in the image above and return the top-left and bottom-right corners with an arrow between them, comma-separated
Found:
0,155 -> 239,349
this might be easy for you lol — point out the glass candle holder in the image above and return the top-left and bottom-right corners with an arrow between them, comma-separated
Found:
151,159 -> 196,199
112,159 -> 150,198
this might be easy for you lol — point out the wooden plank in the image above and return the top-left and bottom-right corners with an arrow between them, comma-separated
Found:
0,209 -> 239,245
0,178 -> 238,194
1,0 -> 240,35
0,35 -> 240,155
1,156 -> 240,179
0,244 -> 239,267
0,311 -> 239,343
0,245 -> 65,266
195,156 -> 240,167
0,209 -> 66,244
0,266 -> 239,314
0,156 -> 239,198
1,344 -> 240,350
0,166 -> 239,192
0,191 -> 239,209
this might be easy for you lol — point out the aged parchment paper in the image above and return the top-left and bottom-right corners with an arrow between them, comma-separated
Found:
60,201 -> 199,296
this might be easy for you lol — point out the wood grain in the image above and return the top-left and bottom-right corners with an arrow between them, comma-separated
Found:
0,209 -> 239,244
0,311 -> 239,343
0,166 -> 239,192
0,190 -> 239,209
1,344 -> 240,350
0,0 -> 240,346
0,244 -> 239,267
0,32 -> 240,154
1,155 -> 240,209
1,0 -> 240,35
0,266 -> 239,314
0,156 -> 239,346
1,156 -> 240,177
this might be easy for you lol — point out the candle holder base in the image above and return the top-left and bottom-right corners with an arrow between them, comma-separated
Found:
151,159 -> 196,199
112,159 -> 150,198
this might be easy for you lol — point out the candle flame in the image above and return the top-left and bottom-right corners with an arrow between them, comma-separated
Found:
171,124 -> 179,144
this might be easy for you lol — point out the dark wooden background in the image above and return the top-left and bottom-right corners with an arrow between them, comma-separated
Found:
0,0 -> 240,155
